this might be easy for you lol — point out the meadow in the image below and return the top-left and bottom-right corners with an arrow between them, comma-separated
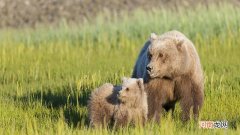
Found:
0,3 -> 240,135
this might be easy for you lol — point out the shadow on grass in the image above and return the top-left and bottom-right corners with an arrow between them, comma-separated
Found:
228,118 -> 239,130
15,84 -> 92,127
14,83 -> 240,130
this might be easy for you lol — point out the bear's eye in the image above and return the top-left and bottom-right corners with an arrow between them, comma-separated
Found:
148,53 -> 152,59
126,88 -> 129,92
159,53 -> 163,58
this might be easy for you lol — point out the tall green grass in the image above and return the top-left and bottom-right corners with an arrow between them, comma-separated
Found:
0,3 -> 240,135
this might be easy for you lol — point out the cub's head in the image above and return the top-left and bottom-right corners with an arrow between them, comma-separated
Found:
146,33 -> 189,79
118,77 -> 145,106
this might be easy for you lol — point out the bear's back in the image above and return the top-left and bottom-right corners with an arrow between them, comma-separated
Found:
132,41 -> 151,80
90,83 -> 114,98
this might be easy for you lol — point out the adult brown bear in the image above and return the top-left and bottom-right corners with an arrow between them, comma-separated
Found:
132,30 -> 204,122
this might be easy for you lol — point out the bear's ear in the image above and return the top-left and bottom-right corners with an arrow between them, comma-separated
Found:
137,78 -> 144,91
150,33 -> 158,41
176,38 -> 184,51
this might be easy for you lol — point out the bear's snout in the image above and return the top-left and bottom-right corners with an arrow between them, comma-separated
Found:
146,65 -> 153,72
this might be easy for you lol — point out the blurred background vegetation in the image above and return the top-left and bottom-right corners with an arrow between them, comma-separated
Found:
0,0 -> 240,28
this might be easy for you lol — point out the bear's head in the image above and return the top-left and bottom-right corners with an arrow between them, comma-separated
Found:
146,33 -> 190,79
118,77 -> 145,107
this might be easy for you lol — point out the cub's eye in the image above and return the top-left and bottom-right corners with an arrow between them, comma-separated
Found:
126,88 -> 129,92
148,53 -> 152,59
159,53 -> 163,58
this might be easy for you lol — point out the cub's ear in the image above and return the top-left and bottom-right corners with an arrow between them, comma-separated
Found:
176,38 -> 184,51
137,78 -> 144,91
122,77 -> 128,83
150,33 -> 158,41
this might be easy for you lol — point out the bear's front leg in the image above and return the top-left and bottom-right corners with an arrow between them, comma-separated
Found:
180,97 -> 192,122
176,77 -> 193,122
114,109 -> 129,128
153,105 -> 163,123
192,82 -> 204,121
142,114 -> 147,127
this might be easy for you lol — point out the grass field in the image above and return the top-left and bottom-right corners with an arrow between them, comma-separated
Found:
0,3 -> 240,135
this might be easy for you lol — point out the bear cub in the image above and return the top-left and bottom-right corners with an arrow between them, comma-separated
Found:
88,77 -> 148,128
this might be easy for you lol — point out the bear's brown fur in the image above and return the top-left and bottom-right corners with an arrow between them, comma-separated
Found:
88,77 -> 148,128
144,78 -> 175,122
132,30 -> 204,122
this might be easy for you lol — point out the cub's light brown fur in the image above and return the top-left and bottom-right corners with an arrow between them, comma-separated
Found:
88,77 -> 148,128
132,30 -> 204,122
